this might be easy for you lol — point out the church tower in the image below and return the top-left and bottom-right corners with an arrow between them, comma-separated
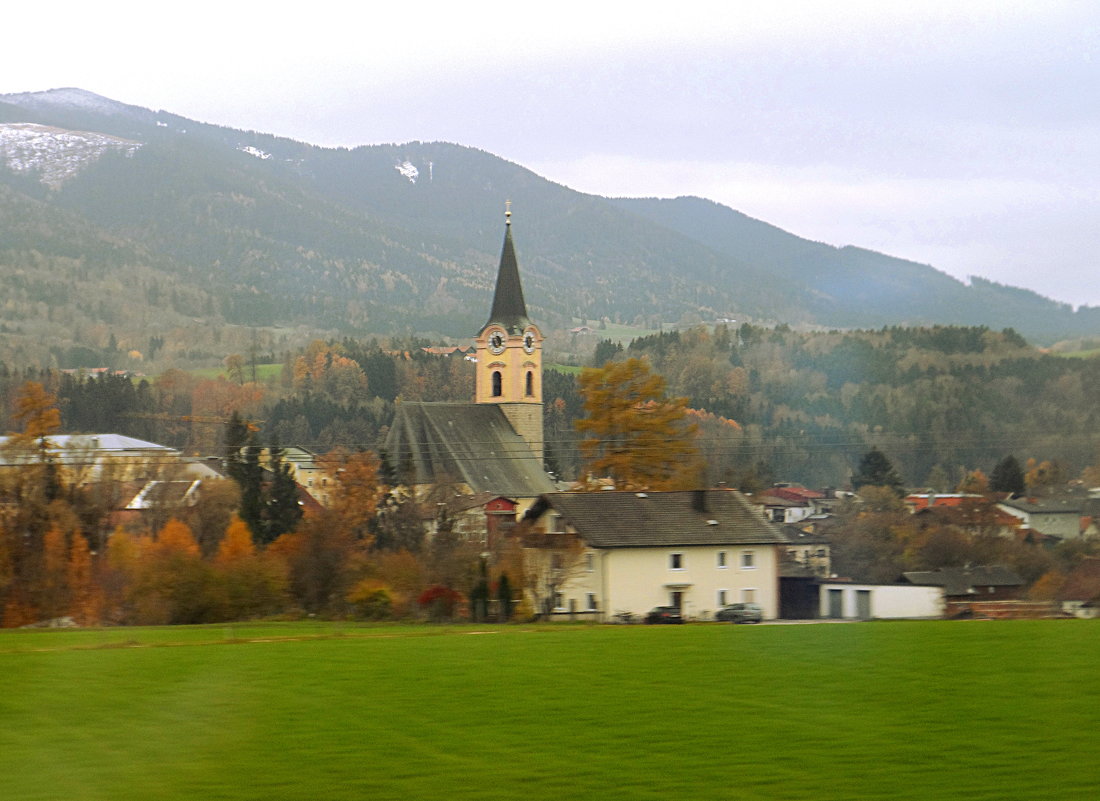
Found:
475,204 -> 544,461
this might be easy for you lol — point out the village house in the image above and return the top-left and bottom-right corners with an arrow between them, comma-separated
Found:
521,489 -> 789,621
997,496 -> 1089,540
0,433 -> 184,484
424,492 -> 518,544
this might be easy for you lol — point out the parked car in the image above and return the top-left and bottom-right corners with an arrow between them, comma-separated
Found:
644,606 -> 685,624
715,602 -> 763,623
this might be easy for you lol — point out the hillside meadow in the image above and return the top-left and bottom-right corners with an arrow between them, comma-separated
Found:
2,620 -> 1098,800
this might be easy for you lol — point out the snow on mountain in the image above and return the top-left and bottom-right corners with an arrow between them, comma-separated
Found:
0,123 -> 141,188
395,160 -> 419,183
238,145 -> 272,160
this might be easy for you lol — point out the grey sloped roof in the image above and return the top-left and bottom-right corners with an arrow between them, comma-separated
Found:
999,497 -> 1084,515
0,433 -> 180,465
384,402 -> 555,498
530,489 -> 789,548
903,566 -> 1024,594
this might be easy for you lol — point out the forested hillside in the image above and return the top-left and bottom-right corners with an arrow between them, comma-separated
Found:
5,324 -> 1096,491
1,87 -> 1098,373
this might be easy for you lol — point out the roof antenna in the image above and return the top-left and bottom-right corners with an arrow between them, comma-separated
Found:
505,199 -> 512,226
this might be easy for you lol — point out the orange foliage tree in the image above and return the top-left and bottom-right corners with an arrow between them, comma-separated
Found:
576,358 -> 702,490
126,519 -> 219,624
213,516 -> 287,619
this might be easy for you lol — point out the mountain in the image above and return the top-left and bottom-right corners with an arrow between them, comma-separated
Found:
0,88 -> 1096,368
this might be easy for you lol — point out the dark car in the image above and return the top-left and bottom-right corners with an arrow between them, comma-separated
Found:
644,606 -> 685,624
715,602 -> 763,623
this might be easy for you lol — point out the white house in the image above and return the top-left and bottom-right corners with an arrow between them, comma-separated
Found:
521,489 -> 789,621
997,497 -> 1087,540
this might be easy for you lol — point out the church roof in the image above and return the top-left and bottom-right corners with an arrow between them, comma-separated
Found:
482,223 -> 531,335
384,402 -> 555,498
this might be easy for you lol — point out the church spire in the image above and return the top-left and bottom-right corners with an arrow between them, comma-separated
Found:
483,202 -> 530,335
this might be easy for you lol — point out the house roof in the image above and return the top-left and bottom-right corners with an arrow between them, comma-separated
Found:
125,479 -> 202,510
903,565 -> 1024,595
781,524 -> 831,545
762,487 -> 825,504
384,402 -> 555,498
0,433 -> 180,465
757,495 -> 809,509
528,489 -> 789,548
913,501 -> 1023,529
906,492 -> 985,510
999,497 -> 1085,515
482,222 -> 531,335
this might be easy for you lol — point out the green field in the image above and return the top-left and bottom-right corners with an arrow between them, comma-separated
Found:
2,620 -> 1097,800
188,363 -> 284,381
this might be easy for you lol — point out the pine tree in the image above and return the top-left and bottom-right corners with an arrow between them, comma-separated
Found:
852,447 -> 904,495
265,436 -> 303,544
497,572 -> 514,622
990,455 -> 1025,495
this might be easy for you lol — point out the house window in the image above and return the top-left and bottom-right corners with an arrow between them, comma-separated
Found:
491,370 -> 503,397
742,588 -> 756,603
553,592 -> 565,610
586,593 -> 597,611
717,550 -> 727,568
525,370 -> 534,396
585,553 -> 594,572
741,550 -> 755,569
551,553 -> 564,571
717,589 -> 728,607
669,552 -> 684,570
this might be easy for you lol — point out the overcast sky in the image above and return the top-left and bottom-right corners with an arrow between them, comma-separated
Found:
4,2 -> 1098,306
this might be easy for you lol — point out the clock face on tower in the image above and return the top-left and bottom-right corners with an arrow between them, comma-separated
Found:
489,331 -> 506,354
523,330 -> 536,353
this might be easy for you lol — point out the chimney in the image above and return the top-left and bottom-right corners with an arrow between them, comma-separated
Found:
692,489 -> 708,513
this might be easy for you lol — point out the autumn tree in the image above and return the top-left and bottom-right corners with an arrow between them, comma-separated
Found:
576,357 -> 702,490
956,468 -> 990,494
214,516 -> 287,619
128,519 -> 218,625
66,532 -> 101,625
318,448 -> 385,544
270,515 -> 366,615
1025,459 -> 1065,496
10,381 -> 62,444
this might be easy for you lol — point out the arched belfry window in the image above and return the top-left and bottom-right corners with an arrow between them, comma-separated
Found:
492,370 -> 503,397
525,370 -> 534,397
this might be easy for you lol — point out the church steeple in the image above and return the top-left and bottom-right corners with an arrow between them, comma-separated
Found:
474,204 -> 544,461
483,203 -> 531,335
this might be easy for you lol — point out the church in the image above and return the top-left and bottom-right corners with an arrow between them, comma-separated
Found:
383,208 -> 557,506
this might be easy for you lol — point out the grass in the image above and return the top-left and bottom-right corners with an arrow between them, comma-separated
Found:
2,620 -> 1098,800
546,363 -> 583,375
1055,348 -> 1100,359
188,363 -> 284,381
